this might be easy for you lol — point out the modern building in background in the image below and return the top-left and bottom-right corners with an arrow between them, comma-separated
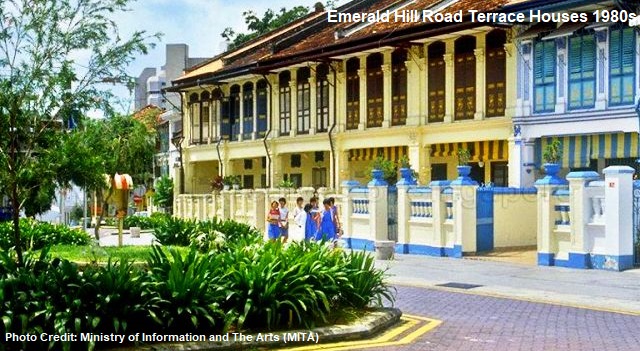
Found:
134,44 -> 208,182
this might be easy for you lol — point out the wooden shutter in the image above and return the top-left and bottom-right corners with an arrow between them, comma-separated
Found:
428,42 -> 446,122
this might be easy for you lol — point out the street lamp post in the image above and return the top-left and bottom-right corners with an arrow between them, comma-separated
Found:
172,133 -> 185,194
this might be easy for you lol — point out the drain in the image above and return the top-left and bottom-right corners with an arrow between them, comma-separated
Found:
436,282 -> 483,290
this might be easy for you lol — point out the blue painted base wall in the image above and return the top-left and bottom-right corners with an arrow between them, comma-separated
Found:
345,237 -> 375,251
394,243 -> 462,258
538,252 -> 633,271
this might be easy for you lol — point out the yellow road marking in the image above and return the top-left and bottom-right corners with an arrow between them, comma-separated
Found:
396,281 -> 640,316
278,314 -> 442,351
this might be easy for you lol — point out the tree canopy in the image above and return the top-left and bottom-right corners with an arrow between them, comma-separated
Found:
0,0 -> 159,264
221,1 -> 341,50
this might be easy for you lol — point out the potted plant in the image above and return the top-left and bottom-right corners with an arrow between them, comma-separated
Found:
397,155 -> 416,186
369,156 -> 396,185
278,179 -> 295,192
456,148 -> 472,177
537,139 -> 567,185
222,176 -> 233,191
231,175 -> 241,190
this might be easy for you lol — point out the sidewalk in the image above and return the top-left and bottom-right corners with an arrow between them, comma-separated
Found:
377,254 -> 640,314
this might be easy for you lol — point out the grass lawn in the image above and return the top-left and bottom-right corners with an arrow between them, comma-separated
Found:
45,244 -> 190,264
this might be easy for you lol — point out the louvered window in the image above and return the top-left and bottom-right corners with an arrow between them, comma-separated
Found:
568,32 -> 596,109
220,96 -> 230,140
533,40 -> 556,113
455,36 -> 476,120
316,64 -> 330,132
392,49 -> 407,126
242,82 -> 254,139
201,91 -> 210,143
297,67 -> 311,134
189,93 -> 201,144
256,80 -> 268,137
428,41 -> 446,122
279,72 -> 291,135
346,58 -> 360,130
229,85 -> 240,141
609,27 -> 636,106
367,53 -> 384,128
486,30 -> 506,117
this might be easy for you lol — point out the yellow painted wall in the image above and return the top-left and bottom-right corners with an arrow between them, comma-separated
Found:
493,193 -> 538,247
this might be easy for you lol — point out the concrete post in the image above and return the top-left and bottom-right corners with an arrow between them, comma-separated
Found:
451,181 -> 478,254
341,180 -> 359,240
430,181 -> 450,252
601,166 -> 634,271
396,184 -> 411,253
254,189 -> 266,233
566,171 -> 600,268
368,182 -> 388,242
534,169 -> 567,266
220,190 -> 231,220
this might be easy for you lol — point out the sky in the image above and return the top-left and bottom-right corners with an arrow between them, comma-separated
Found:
107,0 -> 330,110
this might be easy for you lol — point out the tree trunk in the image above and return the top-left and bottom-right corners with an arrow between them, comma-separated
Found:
11,183 -> 23,266
93,188 -> 113,240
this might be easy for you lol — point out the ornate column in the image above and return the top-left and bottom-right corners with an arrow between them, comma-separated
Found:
309,66 -> 318,135
444,40 -> 455,123
474,35 -> 486,120
595,28 -> 608,110
336,67 -> 346,132
382,55 -> 392,128
405,48 -> 422,126
272,78 -> 281,137
555,37 -> 567,114
289,69 -> 298,137
252,79 -> 258,140
504,42 -> 517,118
238,89 -> 244,141
358,55 -> 367,130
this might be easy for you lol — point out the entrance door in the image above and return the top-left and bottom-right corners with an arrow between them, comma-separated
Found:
491,161 -> 508,187
469,163 -> 484,184
476,187 -> 494,252
431,163 -> 447,180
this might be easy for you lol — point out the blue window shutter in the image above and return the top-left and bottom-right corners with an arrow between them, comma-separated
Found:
582,36 -> 596,76
534,42 -> 544,83
622,28 -> 635,72
543,41 -> 556,83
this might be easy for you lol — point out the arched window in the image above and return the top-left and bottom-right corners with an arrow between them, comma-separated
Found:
428,41 -> 445,122
189,93 -> 201,144
279,71 -> 291,135
229,85 -> 241,141
316,63 -> 330,132
200,91 -> 211,142
366,53 -> 383,128
486,30 -> 507,117
392,49 -> 408,126
346,58 -> 360,130
256,80 -> 268,137
297,67 -> 311,134
243,82 -> 254,139
455,36 -> 476,120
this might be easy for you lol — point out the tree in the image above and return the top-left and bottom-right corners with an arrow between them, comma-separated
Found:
221,1 -> 341,50
154,175 -> 174,213
0,0 -> 159,265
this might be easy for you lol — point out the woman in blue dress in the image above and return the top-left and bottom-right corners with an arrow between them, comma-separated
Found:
303,204 -> 317,241
316,199 -> 336,242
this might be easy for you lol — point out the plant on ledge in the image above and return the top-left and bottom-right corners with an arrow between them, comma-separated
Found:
370,156 -> 397,185
210,176 -> 224,192
456,148 -> 471,166
278,179 -> 295,189
543,139 -> 563,164
398,155 -> 411,169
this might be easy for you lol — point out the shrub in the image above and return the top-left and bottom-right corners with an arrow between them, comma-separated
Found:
0,219 -> 92,251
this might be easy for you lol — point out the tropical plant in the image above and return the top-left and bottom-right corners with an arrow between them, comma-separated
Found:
153,216 -> 197,246
543,139 -> 563,164
398,155 -> 411,169
222,176 -> 235,186
370,156 -> 398,184
154,176 -> 174,212
210,175 -> 224,192
278,179 -> 296,188
0,218 -> 92,251
340,250 -> 395,308
457,148 -> 471,166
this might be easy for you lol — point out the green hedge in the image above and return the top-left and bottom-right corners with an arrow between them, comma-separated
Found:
0,219 -> 92,251
0,241 -> 395,351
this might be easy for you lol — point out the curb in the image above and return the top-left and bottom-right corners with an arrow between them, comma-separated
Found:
111,308 -> 402,351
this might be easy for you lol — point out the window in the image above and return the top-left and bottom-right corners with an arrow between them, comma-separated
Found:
431,163 -> 447,181
486,30 -> 507,117
455,36 -> 476,120
201,91 -> 210,142
428,42 -> 446,122
568,32 -> 596,109
317,64 -> 330,132
291,154 -> 301,168
346,58 -> 360,130
297,67 -> 311,134
490,162 -> 508,187
229,85 -> 241,141
391,49 -> 408,126
243,82 -> 254,139
609,27 -> 636,106
315,151 -> 325,163
256,80 -> 268,137
279,71 -> 291,135
220,96 -> 230,140
261,156 -> 267,169
244,159 -> 253,170
189,93 -> 201,144
243,175 -> 254,189
366,53 -> 384,128
211,89 -> 222,140
533,40 -> 556,113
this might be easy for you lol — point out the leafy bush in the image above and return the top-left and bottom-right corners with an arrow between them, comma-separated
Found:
0,218 -> 92,251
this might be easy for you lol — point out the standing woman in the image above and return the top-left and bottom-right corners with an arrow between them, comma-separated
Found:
316,199 -> 336,242
267,201 -> 281,241
302,204 -> 316,241
328,197 -> 342,238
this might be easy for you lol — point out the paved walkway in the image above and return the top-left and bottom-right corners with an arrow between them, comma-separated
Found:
377,254 -> 640,314
371,285 -> 640,351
